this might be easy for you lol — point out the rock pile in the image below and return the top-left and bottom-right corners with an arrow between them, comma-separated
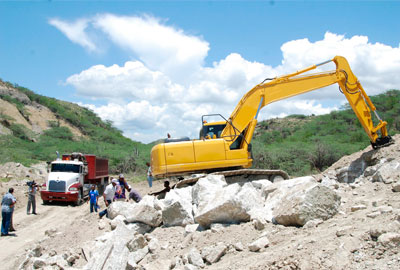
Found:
17,134 -> 400,270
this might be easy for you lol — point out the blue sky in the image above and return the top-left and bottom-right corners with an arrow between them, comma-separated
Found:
1,1 -> 400,143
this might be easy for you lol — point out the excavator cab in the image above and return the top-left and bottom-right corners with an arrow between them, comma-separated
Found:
200,121 -> 226,139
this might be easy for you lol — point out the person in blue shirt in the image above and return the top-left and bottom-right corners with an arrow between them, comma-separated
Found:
2,188 -> 16,236
88,185 -> 99,213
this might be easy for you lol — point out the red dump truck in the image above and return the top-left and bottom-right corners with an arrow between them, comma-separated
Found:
40,153 -> 109,205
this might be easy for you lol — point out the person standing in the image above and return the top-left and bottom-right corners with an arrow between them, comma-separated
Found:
88,185 -> 99,213
146,162 -> 153,188
99,179 -> 118,218
27,181 -> 39,215
2,188 -> 16,236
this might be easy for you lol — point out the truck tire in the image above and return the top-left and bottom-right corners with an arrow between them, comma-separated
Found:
42,200 -> 49,205
74,190 -> 83,206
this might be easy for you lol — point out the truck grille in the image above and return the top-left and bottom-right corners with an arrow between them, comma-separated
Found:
48,180 -> 66,192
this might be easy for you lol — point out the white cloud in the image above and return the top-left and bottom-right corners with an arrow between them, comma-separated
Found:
56,14 -> 400,143
66,61 -> 183,103
93,14 -> 209,83
49,18 -> 97,52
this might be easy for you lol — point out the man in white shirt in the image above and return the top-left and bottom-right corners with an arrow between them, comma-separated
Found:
99,179 -> 118,218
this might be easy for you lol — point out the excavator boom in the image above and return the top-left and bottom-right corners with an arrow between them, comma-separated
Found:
151,56 -> 393,178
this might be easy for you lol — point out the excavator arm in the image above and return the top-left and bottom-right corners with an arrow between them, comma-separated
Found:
221,56 -> 392,149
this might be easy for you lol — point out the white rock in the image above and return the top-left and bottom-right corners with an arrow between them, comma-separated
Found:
107,201 -> 136,220
321,177 -> 339,189
32,258 -> 46,269
251,179 -> 273,190
363,166 -> 377,177
125,196 -> 163,227
126,222 -> 152,235
210,223 -> 229,233
98,219 -> 107,230
351,204 -> 367,212
372,160 -> 400,184
273,181 -> 341,226
192,175 -> 227,210
44,228 -> 58,237
185,224 -> 200,234
201,242 -> 228,264
392,181 -> 400,192
127,234 -> 148,252
303,219 -> 323,229
110,215 -> 126,230
130,246 -> 149,264
31,244 -> 42,257
233,242 -> 244,251
366,212 -> 380,218
84,224 -> 133,270
377,206 -> 393,214
142,259 -> 172,270
148,238 -> 160,253
263,176 -> 317,222
162,186 -> 194,226
186,248 -> 205,268
126,257 -> 138,270
195,183 -> 263,228
378,233 -> 400,247
184,264 -> 199,270
248,236 -> 270,252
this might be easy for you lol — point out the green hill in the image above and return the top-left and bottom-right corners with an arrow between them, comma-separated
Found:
251,89 -> 400,177
0,80 -> 153,176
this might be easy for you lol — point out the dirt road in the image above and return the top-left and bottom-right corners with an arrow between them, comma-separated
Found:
0,199 -> 94,269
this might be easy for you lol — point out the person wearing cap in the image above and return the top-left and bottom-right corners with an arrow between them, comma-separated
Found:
99,179 -> 118,218
114,174 -> 130,200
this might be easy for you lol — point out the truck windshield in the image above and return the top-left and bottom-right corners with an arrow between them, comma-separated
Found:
51,163 -> 80,173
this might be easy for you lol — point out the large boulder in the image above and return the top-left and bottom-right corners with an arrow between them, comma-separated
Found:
371,160 -> 400,184
192,175 -> 227,212
194,182 -> 264,228
84,224 -> 134,270
125,196 -> 162,227
108,201 -> 137,220
263,176 -> 317,222
272,182 -> 341,226
162,186 -> 194,226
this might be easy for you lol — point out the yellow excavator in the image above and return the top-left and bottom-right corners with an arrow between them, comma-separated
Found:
150,56 -> 393,182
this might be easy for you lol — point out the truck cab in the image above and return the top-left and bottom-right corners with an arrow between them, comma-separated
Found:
40,153 -> 109,205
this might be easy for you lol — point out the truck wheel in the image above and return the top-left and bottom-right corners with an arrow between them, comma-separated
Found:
74,190 -> 83,206
42,200 -> 49,205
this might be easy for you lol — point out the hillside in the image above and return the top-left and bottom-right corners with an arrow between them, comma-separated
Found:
252,89 -> 400,177
0,80 -> 152,175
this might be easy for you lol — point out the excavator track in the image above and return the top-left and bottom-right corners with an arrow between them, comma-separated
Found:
175,169 -> 289,188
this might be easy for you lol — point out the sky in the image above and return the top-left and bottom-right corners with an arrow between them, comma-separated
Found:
1,0 -> 400,143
